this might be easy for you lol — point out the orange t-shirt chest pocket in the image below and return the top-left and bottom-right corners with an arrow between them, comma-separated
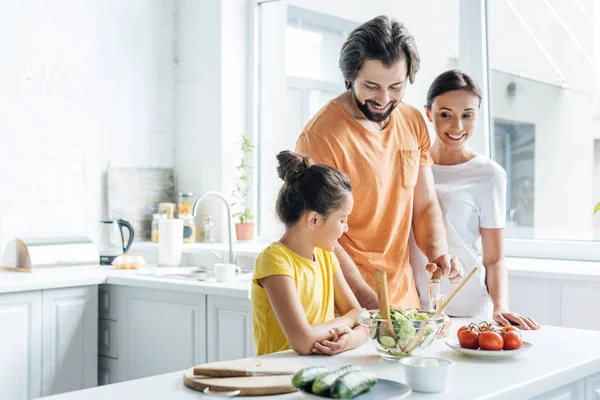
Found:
399,149 -> 420,189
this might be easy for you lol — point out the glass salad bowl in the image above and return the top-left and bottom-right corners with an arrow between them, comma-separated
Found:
358,309 -> 445,361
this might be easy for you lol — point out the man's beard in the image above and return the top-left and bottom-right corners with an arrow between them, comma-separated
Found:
352,88 -> 397,123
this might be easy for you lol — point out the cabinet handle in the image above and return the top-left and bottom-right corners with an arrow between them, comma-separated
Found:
103,325 -> 110,349
103,291 -> 110,315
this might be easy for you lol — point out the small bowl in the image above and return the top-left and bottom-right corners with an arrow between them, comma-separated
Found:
400,356 -> 455,393
358,309 -> 445,360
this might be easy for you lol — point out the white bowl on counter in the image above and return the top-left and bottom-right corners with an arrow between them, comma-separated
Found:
399,356 -> 455,393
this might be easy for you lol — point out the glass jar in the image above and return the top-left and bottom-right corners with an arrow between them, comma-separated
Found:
151,213 -> 166,243
177,192 -> 194,217
179,214 -> 196,243
199,212 -> 215,243
158,202 -> 176,219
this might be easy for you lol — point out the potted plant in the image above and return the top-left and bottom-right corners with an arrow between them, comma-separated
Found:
233,136 -> 255,241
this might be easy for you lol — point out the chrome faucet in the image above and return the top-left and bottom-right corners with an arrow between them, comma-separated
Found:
192,191 -> 235,265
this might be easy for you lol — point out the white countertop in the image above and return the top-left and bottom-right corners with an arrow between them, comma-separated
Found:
0,267 -> 253,298
3,241 -> 600,297
37,320 -> 600,400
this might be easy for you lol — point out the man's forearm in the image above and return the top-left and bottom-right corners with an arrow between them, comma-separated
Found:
413,201 -> 448,261
334,245 -> 379,309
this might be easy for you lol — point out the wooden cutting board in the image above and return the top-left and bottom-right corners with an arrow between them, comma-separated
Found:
193,358 -> 304,377
183,368 -> 297,396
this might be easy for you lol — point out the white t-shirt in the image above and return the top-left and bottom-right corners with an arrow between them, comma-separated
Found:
409,154 -> 507,318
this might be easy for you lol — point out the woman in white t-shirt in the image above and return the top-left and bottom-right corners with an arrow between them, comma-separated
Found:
409,70 -> 539,330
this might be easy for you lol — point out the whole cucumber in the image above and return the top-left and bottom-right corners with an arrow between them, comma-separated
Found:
311,365 -> 363,395
291,366 -> 328,390
331,371 -> 377,399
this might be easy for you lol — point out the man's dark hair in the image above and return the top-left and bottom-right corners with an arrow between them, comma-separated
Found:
339,15 -> 420,90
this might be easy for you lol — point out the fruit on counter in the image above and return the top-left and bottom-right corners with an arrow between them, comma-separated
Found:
478,331 -> 504,351
502,330 -> 523,350
457,322 -> 523,351
331,370 -> 377,399
457,325 -> 479,349
311,365 -> 362,396
292,365 -> 377,399
292,366 -> 328,390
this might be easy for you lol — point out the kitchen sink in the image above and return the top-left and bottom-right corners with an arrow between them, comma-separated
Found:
135,266 -> 253,282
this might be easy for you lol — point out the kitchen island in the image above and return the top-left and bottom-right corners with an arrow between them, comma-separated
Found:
36,320 -> 600,400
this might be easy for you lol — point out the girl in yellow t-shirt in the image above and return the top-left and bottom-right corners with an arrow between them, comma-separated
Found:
252,151 -> 368,356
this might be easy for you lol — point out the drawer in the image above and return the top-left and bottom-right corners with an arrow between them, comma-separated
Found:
99,285 -> 117,321
98,319 -> 118,359
98,356 -> 120,385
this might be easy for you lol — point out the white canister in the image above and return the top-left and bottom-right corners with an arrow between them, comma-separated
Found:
158,218 -> 183,267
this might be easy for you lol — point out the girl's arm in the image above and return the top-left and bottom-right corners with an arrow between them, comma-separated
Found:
312,269 -> 368,355
259,274 -> 361,355
481,227 -> 539,330
333,265 -> 362,315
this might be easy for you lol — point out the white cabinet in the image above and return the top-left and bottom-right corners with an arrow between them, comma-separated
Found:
207,295 -> 254,362
508,277 -> 562,326
561,283 -> 600,331
0,286 -> 97,400
115,286 -> 207,381
586,372 -> 600,400
0,291 -> 42,400
531,379 -> 585,399
41,286 -> 98,396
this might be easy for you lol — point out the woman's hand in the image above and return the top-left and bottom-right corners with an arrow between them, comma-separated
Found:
493,309 -> 540,330
311,326 -> 353,355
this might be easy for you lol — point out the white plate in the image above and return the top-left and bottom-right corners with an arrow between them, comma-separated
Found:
299,378 -> 411,400
445,337 -> 532,359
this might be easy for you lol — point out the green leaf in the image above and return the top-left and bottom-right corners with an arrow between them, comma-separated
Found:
595,202 -> 600,215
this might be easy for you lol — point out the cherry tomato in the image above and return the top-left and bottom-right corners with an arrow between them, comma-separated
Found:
502,326 -> 520,333
478,331 -> 504,351
457,326 -> 480,349
502,331 -> 523,350
478,322 -> 494,332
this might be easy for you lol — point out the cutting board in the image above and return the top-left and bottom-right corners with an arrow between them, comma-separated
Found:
184,359 -> 305,396
193,358 -> 304,377
183,368 -> 297,396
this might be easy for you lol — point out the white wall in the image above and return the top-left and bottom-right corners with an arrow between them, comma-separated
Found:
0,0 -> 175,251
175,0 -> 250,243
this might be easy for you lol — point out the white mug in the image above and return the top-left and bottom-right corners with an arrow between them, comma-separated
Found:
214,263 -> 241,282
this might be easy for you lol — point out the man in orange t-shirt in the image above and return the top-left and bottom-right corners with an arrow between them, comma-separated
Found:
296,16 -> 463,309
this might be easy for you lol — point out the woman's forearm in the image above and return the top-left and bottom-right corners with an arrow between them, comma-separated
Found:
485,258 -> 509,311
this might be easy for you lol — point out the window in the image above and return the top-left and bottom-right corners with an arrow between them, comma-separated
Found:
257,0 -> 460,238
488,0 -> 600,243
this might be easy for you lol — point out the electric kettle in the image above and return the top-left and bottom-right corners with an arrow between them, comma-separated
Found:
98,219 -> 135,265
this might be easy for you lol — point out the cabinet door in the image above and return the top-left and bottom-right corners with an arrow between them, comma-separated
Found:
207,295 -> 253,362
0,291 -> 42,400
119,287 -> 207,381
586,372 -> 600,400
41,286 -> 98,396
508,277 -> 561,326
531,379 -> 585,400
561,283 -> 600,331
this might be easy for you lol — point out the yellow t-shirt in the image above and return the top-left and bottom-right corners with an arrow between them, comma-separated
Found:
251,242 -> 339,355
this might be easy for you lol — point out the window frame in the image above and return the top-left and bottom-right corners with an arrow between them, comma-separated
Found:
250,0 -> 600,261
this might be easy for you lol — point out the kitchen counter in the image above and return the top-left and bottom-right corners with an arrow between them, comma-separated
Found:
36,320 -> 600,400
0,267 -> 253,298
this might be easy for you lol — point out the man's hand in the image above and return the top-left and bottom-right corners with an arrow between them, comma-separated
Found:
426,254 -> 463,284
